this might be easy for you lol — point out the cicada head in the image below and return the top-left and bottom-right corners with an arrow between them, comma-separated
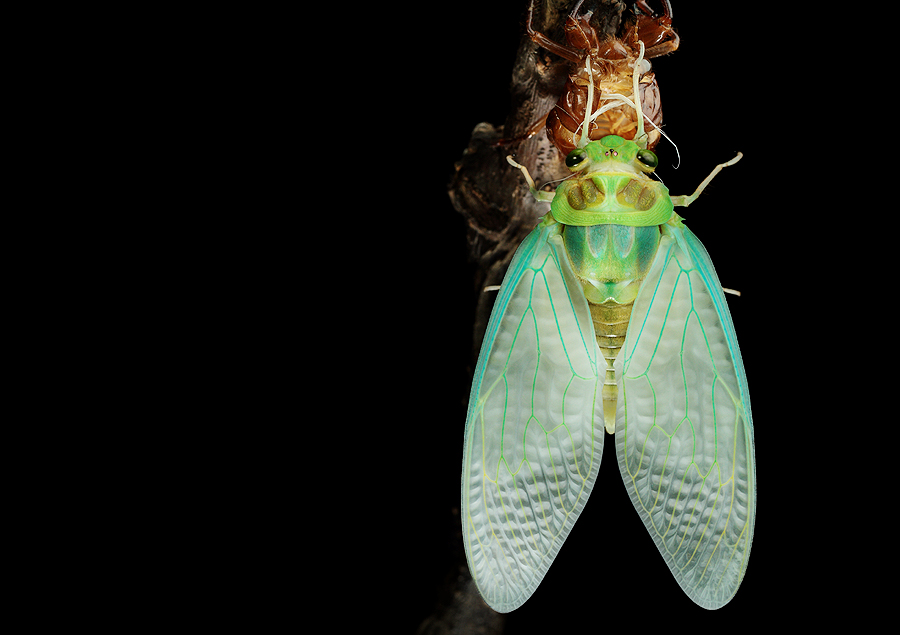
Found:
564,135 -> 658,176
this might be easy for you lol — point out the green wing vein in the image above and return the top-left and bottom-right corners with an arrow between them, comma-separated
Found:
462,223 -> 606,613
615,226 -> 756,610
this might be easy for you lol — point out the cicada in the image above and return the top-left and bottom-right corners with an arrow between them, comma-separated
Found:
460,44 -> 756,611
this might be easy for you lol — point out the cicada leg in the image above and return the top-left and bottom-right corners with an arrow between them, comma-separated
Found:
635,0 -> 670,19
506,156 -> 555,203
525,0 -> 585,63
633,0 -> 679,57
491,112 -> 550,148
670,153 -> 743,208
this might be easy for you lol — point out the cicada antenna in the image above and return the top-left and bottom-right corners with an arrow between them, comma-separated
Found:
542,172 -> 579,189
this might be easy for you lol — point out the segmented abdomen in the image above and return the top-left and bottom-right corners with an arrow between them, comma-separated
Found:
560,223 -> 662,434
589,300 -> 633,434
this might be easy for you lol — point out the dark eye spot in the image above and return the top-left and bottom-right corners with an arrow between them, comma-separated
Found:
566,149 -> 587,169
636,149 -> 658,169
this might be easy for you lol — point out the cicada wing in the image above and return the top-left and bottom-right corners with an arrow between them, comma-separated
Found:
615,225 -> 756,610
462,221 -> 605,613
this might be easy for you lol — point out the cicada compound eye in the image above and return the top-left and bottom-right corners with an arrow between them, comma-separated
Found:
565,148 -> 588,171
636,149 -> 658,172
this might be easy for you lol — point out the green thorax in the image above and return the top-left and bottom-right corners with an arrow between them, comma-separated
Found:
551,136 -> 673,227
551,136 -> 669,305
561,224 -> 661,305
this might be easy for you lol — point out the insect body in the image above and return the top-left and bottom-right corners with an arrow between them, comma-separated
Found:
461,134 -> 755,611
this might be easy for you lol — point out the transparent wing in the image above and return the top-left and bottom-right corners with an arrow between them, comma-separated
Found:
462,221 -> 605,613
615,225 -> 756,610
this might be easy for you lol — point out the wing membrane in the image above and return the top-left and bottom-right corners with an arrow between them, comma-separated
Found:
615,225 -> 756,609
462,221 -> 605,613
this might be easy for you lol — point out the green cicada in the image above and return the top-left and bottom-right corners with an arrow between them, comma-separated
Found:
461,44 -> 755,612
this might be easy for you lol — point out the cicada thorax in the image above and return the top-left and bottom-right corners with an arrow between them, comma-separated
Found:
560,222 -> 661,432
